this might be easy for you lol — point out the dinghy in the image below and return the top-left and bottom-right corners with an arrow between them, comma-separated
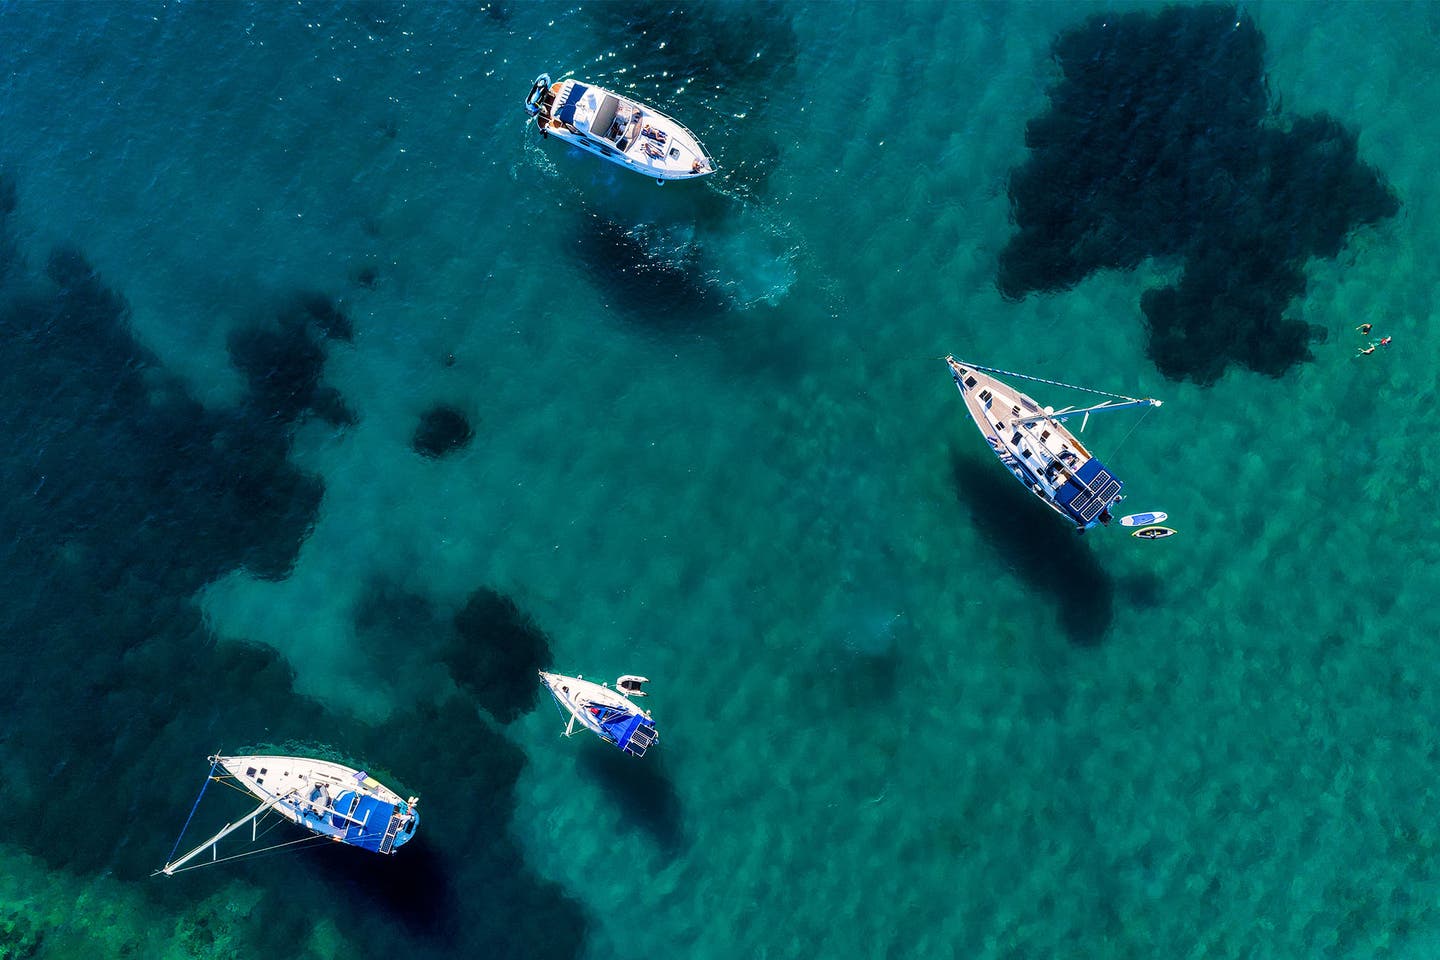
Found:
525,73 -> 714,183
156,754 -> 419,876
945,357 -> 1162,532
539,671 -> 659,757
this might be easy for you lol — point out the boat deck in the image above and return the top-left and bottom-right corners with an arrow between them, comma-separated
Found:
946,358 -> 1123,529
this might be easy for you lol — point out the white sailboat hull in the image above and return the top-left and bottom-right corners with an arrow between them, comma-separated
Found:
539,672 -> 659,757
159,754 -> 419,874
946,358 -> 1156,531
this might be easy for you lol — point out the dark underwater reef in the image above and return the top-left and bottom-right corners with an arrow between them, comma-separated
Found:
0,174 -> 585,958
412,403 -> 474,459
442,587 -> 551,723
997,4 -> 1399,385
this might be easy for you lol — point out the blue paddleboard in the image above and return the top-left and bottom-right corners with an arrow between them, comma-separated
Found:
1119,512 -> 1167,527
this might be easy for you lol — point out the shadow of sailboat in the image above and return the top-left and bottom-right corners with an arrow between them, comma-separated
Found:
950,452 -> 1115,646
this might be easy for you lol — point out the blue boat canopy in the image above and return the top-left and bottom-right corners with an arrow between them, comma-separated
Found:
1053,458 -> 1124,525
593,706 -> 657,756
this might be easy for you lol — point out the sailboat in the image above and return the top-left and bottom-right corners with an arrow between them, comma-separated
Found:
155,754 -> 419,876
539,671 -> 659,757
945,357 -> 1162,532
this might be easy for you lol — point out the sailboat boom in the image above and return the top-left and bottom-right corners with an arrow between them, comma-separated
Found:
157,795 -> 285,876
1016,397 -> 1161,426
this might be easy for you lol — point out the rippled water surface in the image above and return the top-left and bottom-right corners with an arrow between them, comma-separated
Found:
2,2 -> 1439,957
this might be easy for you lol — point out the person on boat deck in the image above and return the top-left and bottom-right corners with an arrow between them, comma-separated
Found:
641,124 -> 667,144
642,141 -> 664,159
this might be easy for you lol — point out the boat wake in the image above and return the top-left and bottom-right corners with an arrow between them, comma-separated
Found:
692,199 -> 799,310
625,210 -> 798,311
514,138 -> 798,316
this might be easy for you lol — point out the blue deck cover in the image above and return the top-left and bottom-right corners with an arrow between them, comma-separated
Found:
556,83 -> 589,126
1053,457 -> 1124,525
319,791 -> 402,852
592,705 -> 654,755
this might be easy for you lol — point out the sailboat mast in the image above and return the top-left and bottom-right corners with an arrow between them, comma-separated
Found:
157,795 -> 282,876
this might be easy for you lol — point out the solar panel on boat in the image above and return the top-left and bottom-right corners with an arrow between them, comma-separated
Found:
1068,470 -> 1122,521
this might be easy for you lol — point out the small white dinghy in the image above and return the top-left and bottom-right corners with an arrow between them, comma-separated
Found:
525,73 -> 715,183
539,671 -> 659,757
155,754 -> 419,876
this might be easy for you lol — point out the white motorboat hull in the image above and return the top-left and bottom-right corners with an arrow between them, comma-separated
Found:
526,73 -> 714,182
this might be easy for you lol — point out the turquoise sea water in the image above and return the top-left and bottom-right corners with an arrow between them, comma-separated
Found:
3,2 -> 1440,957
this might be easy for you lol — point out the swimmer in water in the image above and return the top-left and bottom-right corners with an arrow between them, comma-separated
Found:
1357,323 -> 1373,335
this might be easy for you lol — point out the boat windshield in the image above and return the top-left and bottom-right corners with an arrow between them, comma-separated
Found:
593,94 -> 624,142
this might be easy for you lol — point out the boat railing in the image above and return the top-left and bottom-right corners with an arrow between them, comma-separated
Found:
662,112 -> 715,167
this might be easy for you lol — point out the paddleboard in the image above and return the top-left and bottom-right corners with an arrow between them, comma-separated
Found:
1132,526 -> 1177,540
1120,512 -> 1167,527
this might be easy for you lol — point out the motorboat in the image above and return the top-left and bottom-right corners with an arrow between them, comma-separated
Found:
525,73 -> 714,183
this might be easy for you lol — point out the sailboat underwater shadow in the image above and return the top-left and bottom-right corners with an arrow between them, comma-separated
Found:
576,747 -> 685,856
950,453 -> 1115,646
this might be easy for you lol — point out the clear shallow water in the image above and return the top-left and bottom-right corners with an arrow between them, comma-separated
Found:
2,2 -> 1439,957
